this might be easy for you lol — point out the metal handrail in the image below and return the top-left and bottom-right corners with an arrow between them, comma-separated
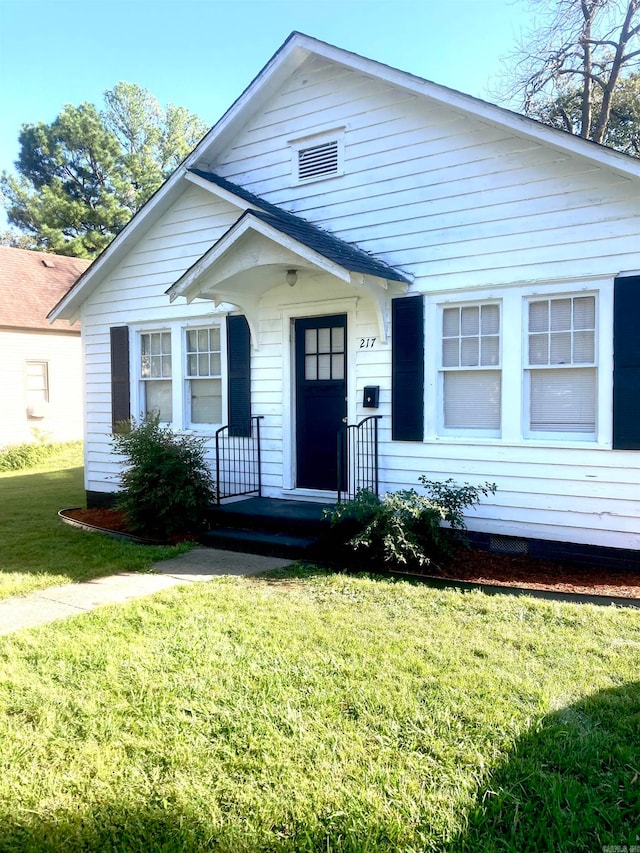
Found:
337,415 -> 382,503
215,416 -> 264,504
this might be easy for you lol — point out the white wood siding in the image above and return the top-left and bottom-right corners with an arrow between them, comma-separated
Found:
208,55 -> 640,550
82,186 -> 241,494
80,56 -> 640,550
0,330 -> 82,447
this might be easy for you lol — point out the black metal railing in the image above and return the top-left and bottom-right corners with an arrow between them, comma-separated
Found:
337,415 -> 382,503
215,416 -> 264,504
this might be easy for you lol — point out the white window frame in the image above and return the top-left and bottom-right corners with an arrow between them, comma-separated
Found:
437,300 -> 502,438
131,319 -> 227,433
523,292 -> 598,442
138,329 -> 173,423
183,324 -> 227,430
425,282 -> 609,448
25,360 -> 49,419
289,128 -> 345,186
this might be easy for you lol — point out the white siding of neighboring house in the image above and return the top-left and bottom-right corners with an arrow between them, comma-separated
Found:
80,54 -> 640,550
0,330 -> 83,447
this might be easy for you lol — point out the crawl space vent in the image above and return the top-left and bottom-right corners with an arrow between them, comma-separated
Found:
489,535 -> 529,555
298,140 -> 339,181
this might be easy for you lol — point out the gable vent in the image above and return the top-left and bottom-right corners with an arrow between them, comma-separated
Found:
298,140 -> 339,181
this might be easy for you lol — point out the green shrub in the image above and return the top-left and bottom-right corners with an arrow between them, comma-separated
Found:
0,435 -> 81,471
112,419 -> 216,539
328,477 -> 496,570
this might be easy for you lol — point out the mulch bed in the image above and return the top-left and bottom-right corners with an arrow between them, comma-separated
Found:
435,546 -> 640,600
67,508 -> 640,600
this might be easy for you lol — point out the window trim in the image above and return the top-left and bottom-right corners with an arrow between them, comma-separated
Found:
183,324 -> 226,429
131,319 -> 227,433
437,300 -> 502,438
426,283 -> 609,448
523,292 -> 598,442
25,360 -> 49,419
289,128 -> 345,185
139,329 -> 173,424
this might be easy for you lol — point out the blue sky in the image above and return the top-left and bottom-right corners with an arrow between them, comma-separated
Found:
0,0 -> 530,194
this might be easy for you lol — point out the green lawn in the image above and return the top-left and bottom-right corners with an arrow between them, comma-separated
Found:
0,566 -> 638,852
0,444 -> 190,599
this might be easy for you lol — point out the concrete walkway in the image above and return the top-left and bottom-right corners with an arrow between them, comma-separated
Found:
0,548 -> 292,636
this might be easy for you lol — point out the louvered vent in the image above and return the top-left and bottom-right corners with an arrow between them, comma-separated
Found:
298,140 -> 339,181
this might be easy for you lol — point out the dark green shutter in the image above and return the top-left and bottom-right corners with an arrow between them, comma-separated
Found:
613,275 -> 640,449
392,296 -> 424,441
227,315 -> 251,437
110,326 -> 130,432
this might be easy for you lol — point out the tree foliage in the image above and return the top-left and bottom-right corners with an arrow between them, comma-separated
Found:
503,0 -> 640,153
1,85 -> 208,258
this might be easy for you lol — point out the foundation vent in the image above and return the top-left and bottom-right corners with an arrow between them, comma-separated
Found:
489,535 -> 529,555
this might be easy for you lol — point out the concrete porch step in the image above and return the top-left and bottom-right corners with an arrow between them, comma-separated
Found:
200,527 -> 318,559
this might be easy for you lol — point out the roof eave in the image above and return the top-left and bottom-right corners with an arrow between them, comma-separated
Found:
48,168 -> 190,322
168,211 -> 353,303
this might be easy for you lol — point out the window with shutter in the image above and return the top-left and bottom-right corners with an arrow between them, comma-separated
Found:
525,295 -> 597,437
440,302 -> 501,434
140,331 -> 172,422
185,327 -> 222,425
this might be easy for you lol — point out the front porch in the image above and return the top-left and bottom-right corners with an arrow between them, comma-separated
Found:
203,497 -> 339,560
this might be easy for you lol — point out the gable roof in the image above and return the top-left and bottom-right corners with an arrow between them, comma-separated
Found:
0,247 -> 89,332
185,170 -> 410,284
49,31 -> 640,322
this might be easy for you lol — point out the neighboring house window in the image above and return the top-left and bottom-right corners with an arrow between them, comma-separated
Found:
526,295 -> 596,437
140,331 -> 172,422
186,327 -> 223,424
290,129 -> 345,184
25,361 -> 49,418
441,303 -> 501,433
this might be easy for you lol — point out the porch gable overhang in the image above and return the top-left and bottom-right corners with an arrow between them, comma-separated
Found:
167,206 -> 409,347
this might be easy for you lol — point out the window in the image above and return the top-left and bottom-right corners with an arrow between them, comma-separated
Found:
304,325 -> 345,381
140,331 -> 172,421
186,327 -> 222,424
26,361 -> 49,418
441,303 -> 501,432
526,295 -> 596,435
290,130 -> 344,184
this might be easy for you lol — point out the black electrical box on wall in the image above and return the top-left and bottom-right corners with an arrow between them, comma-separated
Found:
363,386 -> 380,408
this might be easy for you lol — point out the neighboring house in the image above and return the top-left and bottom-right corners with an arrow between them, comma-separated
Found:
50,33 -> 640,559
1,247 -> 89,448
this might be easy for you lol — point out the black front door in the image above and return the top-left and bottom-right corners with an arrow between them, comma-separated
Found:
295,315 -> 347,490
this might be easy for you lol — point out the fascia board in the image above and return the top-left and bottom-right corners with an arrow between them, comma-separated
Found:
48,169 -> 189,321
184,171 -> 252,210
297,34 -> 640,180
187,30 -> 640,181
169,212 -> 351,302
183,39 -> 310,171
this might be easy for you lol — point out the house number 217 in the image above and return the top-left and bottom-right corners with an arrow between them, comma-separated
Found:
359,337 -> 376,349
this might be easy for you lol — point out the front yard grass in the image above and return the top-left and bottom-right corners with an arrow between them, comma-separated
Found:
0,566 -> 638,852
0,443 -> 190,599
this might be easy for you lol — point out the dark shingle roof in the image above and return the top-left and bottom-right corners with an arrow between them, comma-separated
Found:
189,169 -> 410,283
0,247 -> 89,331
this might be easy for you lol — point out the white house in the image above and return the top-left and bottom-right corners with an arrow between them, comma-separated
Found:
50,33 -> 640,560
1,246 -> 88,448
